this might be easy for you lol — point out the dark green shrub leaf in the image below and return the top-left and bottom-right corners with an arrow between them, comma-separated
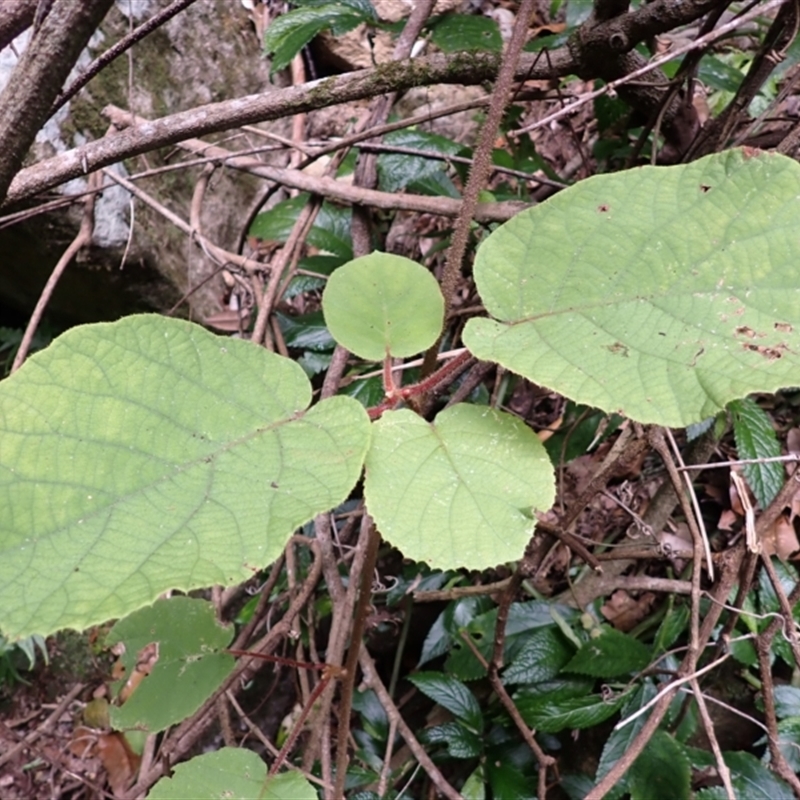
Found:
352,689 -> 389,742
465,149 -> 800,426
729,397 -> 783,507
376,129 -> 462,195
516,689 -> 629,733
629,730 -> 691,800
0,315 -> 370,639
486,759 -> 537,800
419,721 -> 482,759
107,597 -> 233,734
408,672 -> 482,732
652,602 -> 690,655
277,310 -> 336,352
720,751 -> 793,799
699,55 -> 745,92
427,14 -> 502,52
563,627 -> 651,677
595,683 -> 658,800
365,404 -> 555,570
264,1 -> 376,73
774,685 -> 800,718
419,595 -> 493,667
502,626 -> 573,685
446,601 -> 577,680
249,195 -> 353,259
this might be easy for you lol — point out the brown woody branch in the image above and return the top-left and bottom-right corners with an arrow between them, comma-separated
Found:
0,0 -> 116,201
2,0 -> 742,208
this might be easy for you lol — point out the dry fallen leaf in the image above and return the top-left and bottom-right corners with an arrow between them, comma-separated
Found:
600,590 -> 656,632
762,513 -> 800,561
70,725 -> 141,798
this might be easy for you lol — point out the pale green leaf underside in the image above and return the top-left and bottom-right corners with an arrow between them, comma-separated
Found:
323,252 -> 444,360
0,315 -> 370,639
465,149 -> 800,426
365,404 -> 555,570
148,747 -> 315,799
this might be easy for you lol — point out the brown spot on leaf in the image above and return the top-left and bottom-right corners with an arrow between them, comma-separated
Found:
735,325 -> 759,338
606,341 -> 628,356
690,347 -> 705,366
743,342 -> 786,360
775,322 -> 793,333
700,184 -> 712,193
597,204 -> 610,213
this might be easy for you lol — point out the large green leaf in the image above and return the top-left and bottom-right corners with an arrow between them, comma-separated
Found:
107,597 -> 234,734
365,404 -> 555,570
148,748 -> 315,799
323,252 -> 444,361
464,149 -> 800,426
0,315 -> 370,639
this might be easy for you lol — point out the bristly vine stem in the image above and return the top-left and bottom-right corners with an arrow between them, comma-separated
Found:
419,0 -> 539,388
369,349 -> 474,418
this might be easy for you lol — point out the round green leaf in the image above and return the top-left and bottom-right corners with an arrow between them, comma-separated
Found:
464,149 -> 800,426
364,404 -> 554,570
322,252 -> 444,360
148,748 -> 314,799
0,315 -> 371,639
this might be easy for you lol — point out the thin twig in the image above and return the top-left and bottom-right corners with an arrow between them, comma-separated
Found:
252,197 -> 320,346
51,0 -> 200,114
665,427 -> 714,580
103,106 -> 529,224
0,682 -> 86,769
11,171 -> 100,372
511,0 -> 789,136
677,453 -> 800,471
461,627 -> 555,800
359,649 -> 463,800
690,676 -> 735,800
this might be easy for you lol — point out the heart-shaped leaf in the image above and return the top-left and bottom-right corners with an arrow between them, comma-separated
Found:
323,252 -> 444,360
464,149 -> 800,426
0,315 -> 370,639
364,404 -> 554,570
